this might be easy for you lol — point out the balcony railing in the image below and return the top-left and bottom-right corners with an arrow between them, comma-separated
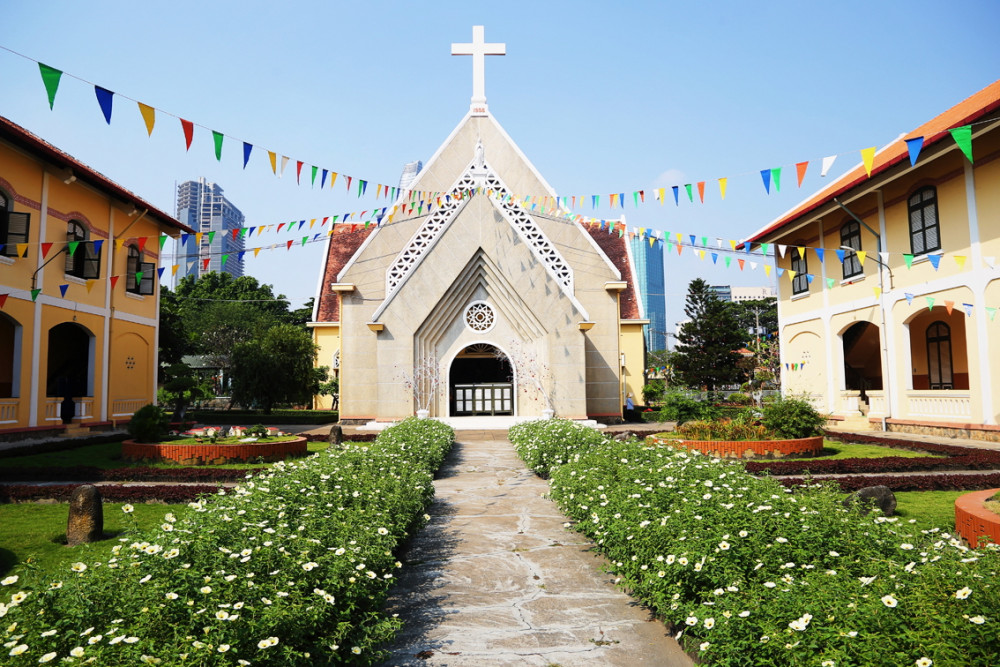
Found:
111,398 -> 148,418
44,397 -> 95,422
866,390 -> 887,417
906,391 -> 971,420
0,399 -> 18,424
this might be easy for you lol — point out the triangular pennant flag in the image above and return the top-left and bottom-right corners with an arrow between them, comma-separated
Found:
633,191 -> 640,207
253,247 -> 261,258
904,293 -> 914,305
672,186 -> 679,206
873,286 -> 881,299
221,254 -> 229,266
950,125 -> 973,163
181,119 -> 194,151
771,167 -> 782,192
311,165 -> 319,187
944,300 -> 954,315
41,242 -> 53,259
330,172 -> 338,189
137,237 -> 147,252
962,303 -> 974,317
697,181 -> 705,203
268,151 -> 277,174
835,248 -> 845,263
806,274 -> 815,283
93,239 -> 103,255
242,142 -> 252,169
685,184 -> 693,202
764,264 -> 772,277
280,156 -> 289,176
814,248 -> 824,263
786,269 -> 796,280
856,250 -> 867,266
110,276 -> 120,290
345,175 -> 353,192
95,86 -> 114,124
738,258 -> 745,270
777,267 -> 784,277
158,235 -> 167,249
750,261 -> 757,270
925,296 -> 935,310
202,258 -> 210,270
760,169 -> 771,194
826,277 -> 835,289
321,169 -> 328,189
116,238 -> 127,253
59,284 -> 69,298
724,256 -> 731,268
31,289 -> 42,302
861,147 -> 876,177
820,155 -> 837,177
796,246 -> 805,259
138,103 -> 156,136
286,240 -> 294,250
718,178 -> 727,200
592,195 -> 599,208
68,240 -> 79,257
906,137 -> 924,166
903,254 -> 914,269
711,253 -> 718,264
954,255 -> 967,270
296,162 -> 303,184
609,193 -> 618,208
231,228 -> 239,240
157,267 -> 165,281
86,280 -> 96,292
135,271 -> 144,287
238,251 -> 246,261
777,244 -> 787,258
986,307 -> 997,321
928,254 -> 942,270
207,231 -> 215,244
761,243 -> 770,255
795,161 -> 808,187
38,63 -> 63,109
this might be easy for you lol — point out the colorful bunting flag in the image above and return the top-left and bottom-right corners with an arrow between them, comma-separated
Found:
138,103 -> 156,136
795,161 -> 808,187
243,142 -> 252,169
905,137 -> 923,166
181,119 -> 194,151
211,131 -> 223,160
38,63 -> 62,109
820,155 -> 837,177
59,284 -> 69,298
760,169 -> 771,194
718,178 -> 727,200
950,125 -> 973,163
861,147 -> 876,177
95,86 -> 114,124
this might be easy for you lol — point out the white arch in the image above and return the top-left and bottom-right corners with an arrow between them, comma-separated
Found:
444,339 -> 518,417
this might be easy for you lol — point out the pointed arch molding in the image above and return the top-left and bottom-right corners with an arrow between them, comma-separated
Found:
373,157 -> 582,321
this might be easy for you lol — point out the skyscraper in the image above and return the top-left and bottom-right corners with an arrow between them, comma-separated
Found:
628,235 -> 667,352
174,178 -> 245,283
398,160 -> 423,191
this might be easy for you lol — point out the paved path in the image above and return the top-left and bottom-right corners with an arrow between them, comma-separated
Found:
379,431 -> 693,667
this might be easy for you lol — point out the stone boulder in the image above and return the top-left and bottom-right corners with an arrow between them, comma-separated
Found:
66,485 -> 104,546
844,485 -> 897,517
328,424 -> 344,447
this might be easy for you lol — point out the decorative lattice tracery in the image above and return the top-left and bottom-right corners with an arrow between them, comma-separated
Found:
464,301 -> 496,332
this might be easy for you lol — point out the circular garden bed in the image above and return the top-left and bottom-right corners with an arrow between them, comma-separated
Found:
954,488 -> 1000,548
649,434 -> 824,459
122,436 -> 308,465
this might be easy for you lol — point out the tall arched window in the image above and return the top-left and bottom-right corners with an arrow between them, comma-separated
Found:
840,220 -> 863,279
909,186 -> 941,256
0,190 -> 31,258
926,321 -> 953,390
64,220 -> 101,279
790,250 -> 809,295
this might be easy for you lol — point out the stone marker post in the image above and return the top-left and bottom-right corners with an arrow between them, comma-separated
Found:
67,485 -> 104,546
328,424 -> 344,447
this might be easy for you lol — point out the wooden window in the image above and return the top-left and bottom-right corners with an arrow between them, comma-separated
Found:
0,191 -> 31,257
791,250 -> 809,295
909,186 -> 941,255
125,246 -> 154,295
840,221 -> 863,279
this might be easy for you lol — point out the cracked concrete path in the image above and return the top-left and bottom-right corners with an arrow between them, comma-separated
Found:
379,431 -> 694,667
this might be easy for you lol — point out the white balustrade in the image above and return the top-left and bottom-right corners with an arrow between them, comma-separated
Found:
906,391 -> 971,419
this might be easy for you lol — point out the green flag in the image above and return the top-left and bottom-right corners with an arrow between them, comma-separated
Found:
30,288 -> 42,302
950,125 -> 973,163
207,231 -> 216,244
903,254 -> 914,270
158,235 -> 168,250
212,131 -> 223,161
67,241 -> 79,257
38,63 -> 62,109
771,167 -> 782,192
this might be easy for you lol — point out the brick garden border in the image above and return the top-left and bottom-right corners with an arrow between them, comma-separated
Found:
650,435 -> 824,459
122,437 -> 307,465
954,488 -> 1000,548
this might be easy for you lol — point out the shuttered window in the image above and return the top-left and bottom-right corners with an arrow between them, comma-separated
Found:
909,187 -> 941,255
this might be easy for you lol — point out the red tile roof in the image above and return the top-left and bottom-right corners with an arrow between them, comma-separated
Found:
0,115 -> 192,233
582,223 -> 641,320
746,79 -> 1000,244
315,225 -> 376,322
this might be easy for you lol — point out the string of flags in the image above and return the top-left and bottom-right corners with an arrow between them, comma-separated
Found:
5,44 -> 984,215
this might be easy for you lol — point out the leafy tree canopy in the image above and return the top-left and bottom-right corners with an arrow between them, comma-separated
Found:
672,278 -> 749,391
229,324 -> 323,414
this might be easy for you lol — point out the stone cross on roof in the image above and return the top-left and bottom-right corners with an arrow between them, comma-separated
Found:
451,25 -> 505,116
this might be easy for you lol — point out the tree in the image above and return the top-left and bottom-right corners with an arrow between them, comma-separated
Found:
229,324 -> 321,414
672,278 -> 748,391
157,363 -> 211,421
729,297 -> 778,345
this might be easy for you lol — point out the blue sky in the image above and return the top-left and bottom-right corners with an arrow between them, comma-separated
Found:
2,0 -> 997,327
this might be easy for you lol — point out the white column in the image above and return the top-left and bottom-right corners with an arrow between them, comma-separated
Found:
964,160 -> 994,423
101,206 -> 113,422
28,172 -> 50,426
876,190 -> 899,424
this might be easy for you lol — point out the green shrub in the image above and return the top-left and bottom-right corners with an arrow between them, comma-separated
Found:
675,416 -> 768,441
641,379 -> 666,404
725,391 -> 751,406
245,424 -> 269,438
126,404 -> 170,443
761,396 -> 826,439
655,390 -> 719,424
508,419 -> 608,477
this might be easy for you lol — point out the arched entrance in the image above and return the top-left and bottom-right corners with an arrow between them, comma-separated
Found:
842,321 -> 883,391
449,343 -> 513,416
46,322 -> 94,398
0,313 -> 21,398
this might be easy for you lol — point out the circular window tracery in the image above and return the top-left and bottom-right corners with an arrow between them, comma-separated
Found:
464,301 -> 496,332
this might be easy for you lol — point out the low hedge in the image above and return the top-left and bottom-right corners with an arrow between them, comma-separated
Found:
510,421 -> 1000,666
776,472 -> 1000,492
0,417 -> 454,666
508,419 -> 608,478
185,410 -> 339,425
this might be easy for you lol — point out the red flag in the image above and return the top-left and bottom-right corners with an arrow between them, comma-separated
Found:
41,242 -> 53,259
795,161 -> 808,187
232,228 -> 239,240
202,258 -> 211,270
181,119 -> 194,151
296,161 -> 303,184
0,294 -> 7,309
137,237 -> 147,252
277,223 -> 285,233
110,276 -> 120,290
346,175 -> 353,192
286,240 -> 294,250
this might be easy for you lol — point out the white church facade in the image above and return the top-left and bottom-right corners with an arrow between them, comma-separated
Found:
308,27 -> 648,424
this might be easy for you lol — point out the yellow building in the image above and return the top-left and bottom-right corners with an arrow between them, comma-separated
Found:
0,116 -> 192,435
747,80 -> 1000,439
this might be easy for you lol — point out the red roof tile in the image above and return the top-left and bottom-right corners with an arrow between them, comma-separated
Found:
315,225 -> 376,322
582,223 -> 641,320
747,79 -> 1000,243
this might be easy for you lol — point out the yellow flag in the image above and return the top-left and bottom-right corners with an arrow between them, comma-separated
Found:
658,187 -> 665,205
676,232 -> 683,243
698,250 -> 706,260
85,280 -> 95,293
253,247 -> 261,258
16,243 -> 28,257
873,286 -> 882,299
796,246 -> 806,259
309,219 -> 316,229
764,264 -> 772,277
138,103 -> 156,136
718,177 -> 728,200
115,239 -> 126,253
787,269 -> 797,281
268,151 -> 277,174
171,265 -> 179,276
194,233 -> 202,245
856,250 -> 867,266
955,255 -> 967,269
648,236 -> 655,248
729,239 -> 738,251
861,146 -> 877,177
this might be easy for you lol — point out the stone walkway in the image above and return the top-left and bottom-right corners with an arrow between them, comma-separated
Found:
378,431 -> 693,667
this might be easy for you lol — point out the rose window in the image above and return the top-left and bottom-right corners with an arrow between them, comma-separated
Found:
464,302 -> 496,332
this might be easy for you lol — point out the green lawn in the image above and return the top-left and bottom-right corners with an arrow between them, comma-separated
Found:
0,502 -> 188,579
892,490 -> 968,532
786,440 -> 936,460
2,440 -> 332,470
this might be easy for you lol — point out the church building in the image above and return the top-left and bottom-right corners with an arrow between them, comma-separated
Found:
309,27 -> 647,425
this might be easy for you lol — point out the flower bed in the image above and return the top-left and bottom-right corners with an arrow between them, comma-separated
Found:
0,466 -> 262,483
651,434 -> 824,459
775,472 -> 1000,492
955,489 -> 1000,547
0,483 -> 219,503
510,419 -> 1000,666
122,437 -> 308,465
0,417 -> 454,665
